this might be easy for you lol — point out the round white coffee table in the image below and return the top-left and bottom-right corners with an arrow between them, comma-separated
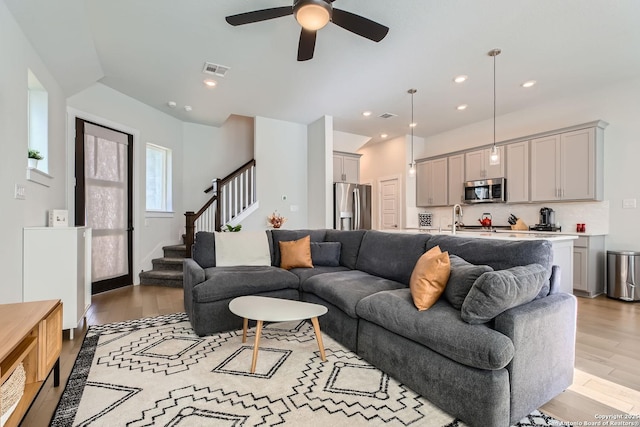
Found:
228,296 -> 328,373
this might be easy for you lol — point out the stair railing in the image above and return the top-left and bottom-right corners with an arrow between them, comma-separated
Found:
185,159 -> 256,257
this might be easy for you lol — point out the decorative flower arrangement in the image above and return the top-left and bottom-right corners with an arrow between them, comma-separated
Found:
267,211 -> 286,229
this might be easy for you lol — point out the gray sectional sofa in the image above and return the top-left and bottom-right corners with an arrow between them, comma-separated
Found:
183,229 -> 577,427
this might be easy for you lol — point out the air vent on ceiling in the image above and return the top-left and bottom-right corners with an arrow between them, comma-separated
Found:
378,112 -> 397,119
202,62 -> 230,77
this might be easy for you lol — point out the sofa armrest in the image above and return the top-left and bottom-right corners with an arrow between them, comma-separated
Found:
183,258 -> 206,319
494,293 -> 577,424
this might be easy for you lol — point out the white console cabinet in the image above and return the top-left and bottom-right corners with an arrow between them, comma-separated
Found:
23,227 -> 91,339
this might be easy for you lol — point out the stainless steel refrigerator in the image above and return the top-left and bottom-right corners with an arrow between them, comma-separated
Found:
334,183 -> 372,230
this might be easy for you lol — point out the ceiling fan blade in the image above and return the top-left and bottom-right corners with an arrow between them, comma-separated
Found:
297,28 -> 317,61
225,6 -> 292,26
331,8 -> 389,42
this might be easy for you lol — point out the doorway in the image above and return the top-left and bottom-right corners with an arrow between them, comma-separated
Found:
378,176 -> 400,229
75,118 -> 133,294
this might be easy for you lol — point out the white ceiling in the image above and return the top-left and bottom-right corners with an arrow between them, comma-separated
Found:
6,0 -> 640,143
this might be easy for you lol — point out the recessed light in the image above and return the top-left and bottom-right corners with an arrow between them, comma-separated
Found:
521,80 -> 537,88
167,101 -> 177,108
409,122 -> 417,128
204,79 -> 217,88
457,104 -> 468,111
184,106 -> 192,112
362,111 -> 372,117
453,75 -> 468,83
380,133 -> 388,138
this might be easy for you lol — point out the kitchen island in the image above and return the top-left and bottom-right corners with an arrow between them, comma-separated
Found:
386,228 -> 577,295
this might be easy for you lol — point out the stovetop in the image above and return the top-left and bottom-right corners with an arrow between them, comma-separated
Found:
529,224 -> 562,232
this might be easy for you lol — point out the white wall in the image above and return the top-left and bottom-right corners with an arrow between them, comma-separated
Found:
308,116 -> 333,229
334,130 -> 370,153
67,83 -> 185,278
182,115 -> 254,213
407,77 -> 640,250
0,2 -> 68,303
240,116 -> 308,231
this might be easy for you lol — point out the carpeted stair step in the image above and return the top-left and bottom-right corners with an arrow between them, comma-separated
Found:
163,244 -> 187,259
139,270 -> 183,288
151,257 -> 184,272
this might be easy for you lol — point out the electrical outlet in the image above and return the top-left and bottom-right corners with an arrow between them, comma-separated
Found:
623,198 -> 637,209
14,184 -> 25,200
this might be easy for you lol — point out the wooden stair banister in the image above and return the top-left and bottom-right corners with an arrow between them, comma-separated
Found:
185,159 -> 256,257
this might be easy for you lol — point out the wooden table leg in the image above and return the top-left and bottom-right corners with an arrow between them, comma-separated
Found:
311,317 -> 327,362
250,320 -> 263,374
242,318 -> 248,343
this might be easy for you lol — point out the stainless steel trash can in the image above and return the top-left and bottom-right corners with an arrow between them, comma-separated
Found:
606,250 -> 640,301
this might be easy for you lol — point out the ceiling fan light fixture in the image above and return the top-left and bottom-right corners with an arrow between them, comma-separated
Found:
294,0 -> 332,31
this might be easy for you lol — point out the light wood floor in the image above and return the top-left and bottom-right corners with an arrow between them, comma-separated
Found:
22,286 -> 640,426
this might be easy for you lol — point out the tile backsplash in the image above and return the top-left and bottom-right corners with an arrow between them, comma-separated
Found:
408,200 -> 609,235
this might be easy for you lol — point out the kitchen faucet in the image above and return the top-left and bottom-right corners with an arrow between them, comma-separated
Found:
452,204 -> 463,235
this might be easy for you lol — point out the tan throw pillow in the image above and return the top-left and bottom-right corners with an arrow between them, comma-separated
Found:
410,246 -> 451,311
279,235 -> 313,270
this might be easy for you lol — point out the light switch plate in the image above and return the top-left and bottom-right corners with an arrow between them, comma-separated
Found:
622,198 -> 637,209
14,184 -> 25,200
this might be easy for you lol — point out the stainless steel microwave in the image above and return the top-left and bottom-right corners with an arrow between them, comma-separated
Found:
463,178 -> 506,203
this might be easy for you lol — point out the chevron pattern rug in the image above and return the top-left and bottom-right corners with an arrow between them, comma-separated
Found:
51,312 -> 565,426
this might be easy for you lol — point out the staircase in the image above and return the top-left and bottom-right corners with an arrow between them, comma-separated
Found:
139,243 -> 187,288
139,159 -> 258,287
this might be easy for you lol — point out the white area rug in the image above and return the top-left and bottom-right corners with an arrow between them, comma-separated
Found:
51,312 -> 565,426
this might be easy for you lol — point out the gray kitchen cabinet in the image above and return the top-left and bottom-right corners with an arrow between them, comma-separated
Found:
505,141 -> 529,203
448,154 -> 465,205
333,151 -> 361,183
464,146 -> 505,181
417,158 -> 448,206
573,235 -> 605,297
530,123 -> 605,202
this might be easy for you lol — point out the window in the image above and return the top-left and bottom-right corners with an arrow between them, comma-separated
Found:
28,69 -> 49,173
146,143 -> 173,214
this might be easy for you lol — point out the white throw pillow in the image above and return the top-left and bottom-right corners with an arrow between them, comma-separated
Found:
214,231 -> 271,266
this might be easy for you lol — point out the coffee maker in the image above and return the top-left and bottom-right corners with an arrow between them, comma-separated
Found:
530,207 -> 561,231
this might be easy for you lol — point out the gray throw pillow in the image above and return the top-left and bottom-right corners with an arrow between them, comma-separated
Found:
310,242 -> 341,267
461,264 -> 549,324
445,255 -> 494,310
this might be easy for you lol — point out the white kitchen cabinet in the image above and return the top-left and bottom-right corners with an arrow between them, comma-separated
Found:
333,152 -> 361,183
505,141 -> 529,203
573,235 -> 605,297
448,154 -> 465,205
23,227 -> 92,338
531,124 -> 604,202
464,147 -> 505,181
417,158 -> 448,206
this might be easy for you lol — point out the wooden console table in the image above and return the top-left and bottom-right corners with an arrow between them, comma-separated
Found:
0,300 -> 62,427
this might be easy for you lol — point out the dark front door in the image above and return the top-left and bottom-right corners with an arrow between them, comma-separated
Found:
75,118 -> 133,294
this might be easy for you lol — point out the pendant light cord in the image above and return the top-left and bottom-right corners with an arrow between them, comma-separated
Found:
411,90 -> 414,163
493,52 -> 496,148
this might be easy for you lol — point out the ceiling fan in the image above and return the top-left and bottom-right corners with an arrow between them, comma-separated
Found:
225,0 -> 389,61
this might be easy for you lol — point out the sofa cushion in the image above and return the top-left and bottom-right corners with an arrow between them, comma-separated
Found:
310,242 -> 341,267
193,231 -> 216,268
271,229 -> 327,267
426,235 -> 553,273
279,236 -> 313,269
289,266 -> 350,284
461,264 -> 550,324
214,231 -> 271,266
356,289 -> 515,370
324,230 -> 366,269
445,255 -> 494,310
301,270 -> 405,318
355,231 -> 431,285
193,266 -> 299,303
410,246 -> 451,311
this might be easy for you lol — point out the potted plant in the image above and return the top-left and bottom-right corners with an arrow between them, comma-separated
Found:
28,149 -> 43,168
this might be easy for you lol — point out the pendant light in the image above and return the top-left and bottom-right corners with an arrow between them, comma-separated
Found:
408,88 -> 417,176
488,48 -> 501,166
